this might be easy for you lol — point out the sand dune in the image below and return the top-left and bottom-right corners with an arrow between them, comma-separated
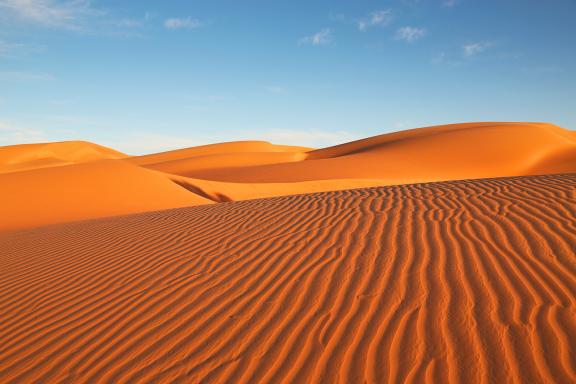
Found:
127,140 -> 310,166
0,160 -> 211,231
173,122 -> 576,183
1,122 -> 575,232
1,173 -> 575,383
0,141 -> 126,174
168,174 -> 387,202
140,152 -> 308,178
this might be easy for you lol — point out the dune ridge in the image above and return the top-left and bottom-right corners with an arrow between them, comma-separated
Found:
1,173 -> 575,383
0,160 -> 211,231
0,141 -> 126,174
1,122 -> 575,232
175,122 -> 576,183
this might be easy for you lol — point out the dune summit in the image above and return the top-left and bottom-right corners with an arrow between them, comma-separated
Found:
1,122 -> 575,232
0,173 -> 575,383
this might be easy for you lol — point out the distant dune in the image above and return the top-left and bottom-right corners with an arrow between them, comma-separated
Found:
169,122 -> 576,183
0,141 -> 126,174
1,122 -> 575,231
1,173 -> 575,383
0,160 -> 211,231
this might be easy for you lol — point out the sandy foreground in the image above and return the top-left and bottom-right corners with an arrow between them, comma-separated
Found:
0,122 -> 575,383
1,173 -> 575,383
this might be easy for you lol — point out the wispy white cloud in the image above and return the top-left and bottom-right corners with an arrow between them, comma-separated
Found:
0,0 -> 99,29
443,0 -> 458,7
395,26 -> 426,43
0,121 -> 46,146
164,17 -> 203,30
253,129 -> 358,148
0,70 -> 56,81
103,129 -> 358,155
462,41 -> 492,57
0,1 -> 152,36
299,28 -> 333,46
111,18 -> 143,28
0,39 -> 46,57
358,10 -> 393,31
103,133 -> 204,154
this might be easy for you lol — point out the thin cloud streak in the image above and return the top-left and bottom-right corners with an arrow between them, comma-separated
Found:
299,28 -> 333,45
463,42 -> 492,57
164,17 -> 203,30
358,10 -> 393,31
102,129 -> 358,155
0,0 -> 99,29
395,26 -> 426,43
0,121 -> 46,145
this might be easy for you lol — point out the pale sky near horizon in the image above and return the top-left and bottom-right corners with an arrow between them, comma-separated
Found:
0,0 -> 575,154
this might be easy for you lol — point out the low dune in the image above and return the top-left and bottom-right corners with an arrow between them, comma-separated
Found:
1,173 -> 575,383
168,174 -> 387,202
140,152 -> 308,178
0,160 -> 211,231
0,141 -> 126,174
127,140 -> 310,167
171,122 -> 576,182
1,122 -> 575,232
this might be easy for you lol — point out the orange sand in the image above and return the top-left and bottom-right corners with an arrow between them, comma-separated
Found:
1,122 -> 575,232
0,160 -> 211,231
171,122 -> 576,182
1,173 -> 575,383
0,141 -> 126,174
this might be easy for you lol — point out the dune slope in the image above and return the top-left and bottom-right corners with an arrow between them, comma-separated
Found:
1,122 -> 575,232
1,173 -> 575,383
129,140 -> 309,164
175,122 -> 576,183
0,141 -> 126,174
0,160 -> 211,231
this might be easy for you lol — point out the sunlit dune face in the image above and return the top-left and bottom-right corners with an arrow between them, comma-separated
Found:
1,122 -> 575,231
0,173 -> 574,383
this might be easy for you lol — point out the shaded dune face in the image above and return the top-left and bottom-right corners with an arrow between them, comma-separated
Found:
1,173 -> 575,383
1,122 -> 576,231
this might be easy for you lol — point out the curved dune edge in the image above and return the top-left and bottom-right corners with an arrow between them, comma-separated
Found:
1,122 -> 576,231
1,173 -> 575,383
0,141 -> 127,174
167,174 -> 388,202
176,122 -> 576,182
127,141 -> 312,167
0,160 -> 212,232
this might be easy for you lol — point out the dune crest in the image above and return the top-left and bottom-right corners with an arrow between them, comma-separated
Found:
175,122 -> 576,183
1,173 -> 575,383
1,122 -> 575,231
0,160 -> 211,231
0,141 -> 126,174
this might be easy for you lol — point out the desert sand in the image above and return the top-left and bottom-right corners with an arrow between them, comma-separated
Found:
1,122 -> 576,232
0,122 -> 575,383
0,173 -> 575,383
0,141 -> 126,174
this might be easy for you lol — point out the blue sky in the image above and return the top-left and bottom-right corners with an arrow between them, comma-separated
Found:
0,0 -> 575,154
